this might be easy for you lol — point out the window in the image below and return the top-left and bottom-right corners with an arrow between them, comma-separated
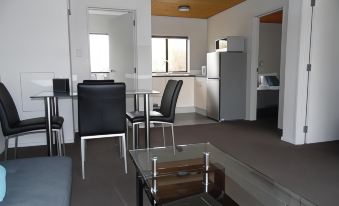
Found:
152,36 -> 188,73
89,34 -> 110,73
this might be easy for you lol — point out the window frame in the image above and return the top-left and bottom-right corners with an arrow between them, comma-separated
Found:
152,36 -> 188,73
89,33 -> 110,73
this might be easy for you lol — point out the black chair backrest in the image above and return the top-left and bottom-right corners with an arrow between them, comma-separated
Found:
0,83 -> 20,136
159,80 -> 183,122
78,83 -> 126,137
83,80 -> 114,84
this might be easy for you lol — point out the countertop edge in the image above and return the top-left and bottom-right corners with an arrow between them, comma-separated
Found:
152,75 -> 206,78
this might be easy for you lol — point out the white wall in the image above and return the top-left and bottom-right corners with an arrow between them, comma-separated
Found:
282,0 -> 310,145
151,16 -> 208,73
258,23 -> 282,76
0,0 -> 74,146
282,0 -> 339,144
305,0 -> 339,143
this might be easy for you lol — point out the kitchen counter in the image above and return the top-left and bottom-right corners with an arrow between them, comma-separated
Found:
152,75 -> 207,115
152,73 -> 206,77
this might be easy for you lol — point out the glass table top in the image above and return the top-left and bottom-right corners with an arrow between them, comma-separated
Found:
129,143 -> 316,206
31,91 -> 77,98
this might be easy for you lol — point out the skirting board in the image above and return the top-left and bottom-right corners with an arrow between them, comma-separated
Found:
281,135 -> 339,145
175,106 -> 196,113
281,136 -> 299,145
195,107 -> 207,116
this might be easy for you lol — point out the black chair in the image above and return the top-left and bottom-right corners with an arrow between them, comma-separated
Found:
83,80 -> 114,84
82,79 -> 124,157
126,80 -> 183,149
0,82 -> 64,160
78,83 -> 127,179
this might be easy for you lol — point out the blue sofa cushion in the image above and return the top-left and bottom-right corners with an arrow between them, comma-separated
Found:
0,165 -> 5,201
0,157 -> 72,206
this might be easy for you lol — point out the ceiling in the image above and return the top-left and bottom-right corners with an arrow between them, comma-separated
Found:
152,0 -> 246,19
260,10 -> 283,24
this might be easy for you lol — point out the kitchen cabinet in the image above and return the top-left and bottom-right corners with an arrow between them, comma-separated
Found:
152,76 -> 195,112
194,77 -> 207,112
152,77 -> 166,107
171,77 -> 195,108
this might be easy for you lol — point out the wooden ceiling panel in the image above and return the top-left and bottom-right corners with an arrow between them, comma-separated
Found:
260,10 -> 283,24
152,0 -> 246,19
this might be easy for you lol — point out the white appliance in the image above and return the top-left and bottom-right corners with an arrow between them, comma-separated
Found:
206,52 -> 247,121
216,36 -> 245,52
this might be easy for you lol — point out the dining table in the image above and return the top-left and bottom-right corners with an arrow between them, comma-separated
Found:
126,90 -> 160,149
31,89 -> 159,156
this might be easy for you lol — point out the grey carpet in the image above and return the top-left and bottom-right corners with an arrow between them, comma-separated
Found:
3,119 -> 339,206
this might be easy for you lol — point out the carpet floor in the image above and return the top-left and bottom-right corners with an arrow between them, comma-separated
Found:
4,119 -> 339,206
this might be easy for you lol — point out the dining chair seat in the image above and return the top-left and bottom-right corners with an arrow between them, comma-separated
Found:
0,82 -> 65,160
4,116 -> 64,136
126,111 -> 164,123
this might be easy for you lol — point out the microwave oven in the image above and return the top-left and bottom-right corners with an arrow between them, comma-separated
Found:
216,36 -> 245,52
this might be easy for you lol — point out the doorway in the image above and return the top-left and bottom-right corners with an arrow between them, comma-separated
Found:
87,8 -> 136,111
71,8 -> 137,132
256,10 -> 283,126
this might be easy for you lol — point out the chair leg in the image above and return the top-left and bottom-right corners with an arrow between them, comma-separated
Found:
53,131 -> 56,144
57,130 -> 62,156
55,130 -> 59,156
4,138 -> 8,161
119,136 -> 123,158
171,123 -> 175,147
61,127 -> 66,155
126,119 -> 129,149
81,138 -> 86,179
162,124 -> 166,147
14,136 -> 18,159
132,123 -> 136,149
122,134 -> 128,174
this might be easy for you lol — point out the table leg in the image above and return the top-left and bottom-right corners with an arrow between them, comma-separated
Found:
134,94 -> 139,149
44,97 -> 53,156
53,97 -> 59,116
50,98 -> 59,155
144,93 -> 150,149
136,172 -> 143,206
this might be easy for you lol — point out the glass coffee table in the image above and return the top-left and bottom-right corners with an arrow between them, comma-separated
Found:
129,143 -> 316,206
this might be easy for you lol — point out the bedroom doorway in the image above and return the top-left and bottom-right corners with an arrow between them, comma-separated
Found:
256,10 -> 283,126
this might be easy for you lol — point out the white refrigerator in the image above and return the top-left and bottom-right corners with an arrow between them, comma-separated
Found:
206,52 -> 247,121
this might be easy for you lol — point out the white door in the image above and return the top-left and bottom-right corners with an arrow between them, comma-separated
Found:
306,0 -> 339,143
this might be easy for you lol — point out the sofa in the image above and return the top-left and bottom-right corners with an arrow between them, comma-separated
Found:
0,156 -> 72,206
